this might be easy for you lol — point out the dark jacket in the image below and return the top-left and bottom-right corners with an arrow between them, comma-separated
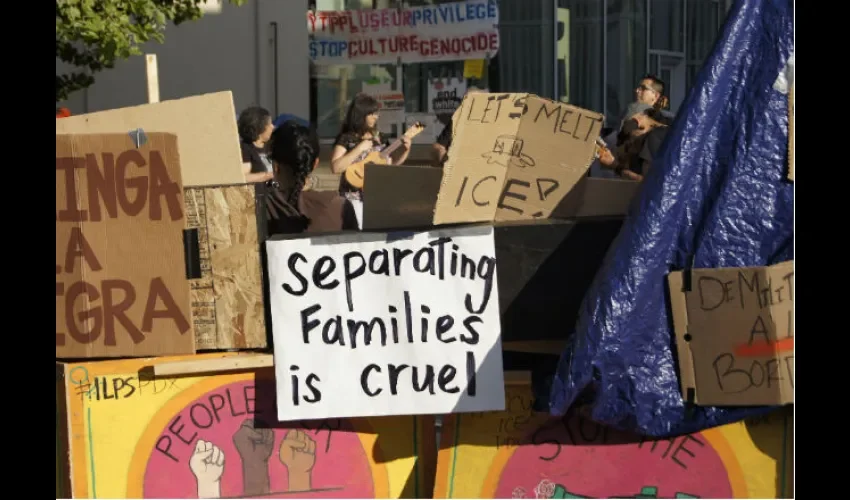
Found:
265,185 -> 358,235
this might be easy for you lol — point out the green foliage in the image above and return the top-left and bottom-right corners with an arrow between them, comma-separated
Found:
56,0 -> 246,102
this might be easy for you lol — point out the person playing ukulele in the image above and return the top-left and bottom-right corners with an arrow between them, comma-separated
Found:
331,93 -> 412,203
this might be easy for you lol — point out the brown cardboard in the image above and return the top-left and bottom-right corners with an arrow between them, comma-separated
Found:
55,91 -> 245,187
359,167 -> 639,232
668,260 -> 794,406
362,163 -> 444,230
184,184 -> 267,350
433,93 -> 603,225
56,133 -> 195,358
787,83 -> 794,182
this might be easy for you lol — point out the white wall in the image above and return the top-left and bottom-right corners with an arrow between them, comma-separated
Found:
56,0 -> 309,119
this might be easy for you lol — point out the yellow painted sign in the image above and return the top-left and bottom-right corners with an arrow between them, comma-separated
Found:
435,381 -> 792,498
57,354 -> 433,498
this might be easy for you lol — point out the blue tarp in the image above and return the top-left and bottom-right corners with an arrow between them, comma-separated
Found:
549,0 -> 794,437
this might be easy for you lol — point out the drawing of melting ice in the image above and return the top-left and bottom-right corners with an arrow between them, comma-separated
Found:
481,134 -> 536,168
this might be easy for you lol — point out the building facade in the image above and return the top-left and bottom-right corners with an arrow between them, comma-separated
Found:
56,0 -> 311,120
58,0 -> 731,144
310,0 -> 732,142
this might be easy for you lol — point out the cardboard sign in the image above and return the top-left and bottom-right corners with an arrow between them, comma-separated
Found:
55,91 -> 245,187
369,91 -> 406,134
56,354 -> 434,498
433,376 -> 794,499
266,226 -> 505,421
428,78 -> 467,119
433,93 -> 603,225
56,133 -> 194,358
668,261 -> 794,406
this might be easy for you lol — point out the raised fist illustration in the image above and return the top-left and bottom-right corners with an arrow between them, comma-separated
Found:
232,419 -> 275,496
280,429 -> 316,491
233,418 -> 275,464
189,440 -> 224,499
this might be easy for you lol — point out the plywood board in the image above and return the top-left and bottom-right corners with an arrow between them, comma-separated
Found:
58,354 -> 434,498
55,91 -> 245,187
434,381 -> 793,499
184,184 -> 266,350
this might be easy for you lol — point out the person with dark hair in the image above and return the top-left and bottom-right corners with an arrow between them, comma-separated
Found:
635,74 -> 670,111
601,107 -> 672,182
237,106 -> 275,183
265,121 -> 358,234
431,86 -> 483,167
594,75 -> 673,178
330,93 -> 411,202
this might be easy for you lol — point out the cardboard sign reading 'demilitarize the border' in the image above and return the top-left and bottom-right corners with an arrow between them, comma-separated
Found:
266,225 -> 505,421
668,261 -> 794,406
433,92 -> 603,225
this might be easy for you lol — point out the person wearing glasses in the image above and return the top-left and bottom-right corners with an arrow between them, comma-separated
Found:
598,107 -> 673,182
595,75 -> 672,177
635,74 -> 670,112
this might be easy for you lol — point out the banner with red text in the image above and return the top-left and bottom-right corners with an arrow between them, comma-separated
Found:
307,0 -> 500,65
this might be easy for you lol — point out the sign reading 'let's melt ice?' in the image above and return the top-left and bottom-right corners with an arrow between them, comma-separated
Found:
267,226 -> 505,421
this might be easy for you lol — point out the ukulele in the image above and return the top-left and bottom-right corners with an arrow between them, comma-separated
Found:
343,122 -> 426,190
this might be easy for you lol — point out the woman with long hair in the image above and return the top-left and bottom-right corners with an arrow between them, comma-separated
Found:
330,93 -> 411,202
265,121 -> 358,234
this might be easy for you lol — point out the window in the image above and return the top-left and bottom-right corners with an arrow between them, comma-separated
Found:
309,0 -> 496,142
606,0 -> 647,126
686,0 -> 725,89
556,0 -> 605,114
310,0 -> 400,141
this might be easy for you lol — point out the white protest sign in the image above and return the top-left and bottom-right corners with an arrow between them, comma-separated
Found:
267,226 -> 505,421
307,0 -> 500,65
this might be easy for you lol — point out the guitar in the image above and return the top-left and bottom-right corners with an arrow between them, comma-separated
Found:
343,122 -> 426,190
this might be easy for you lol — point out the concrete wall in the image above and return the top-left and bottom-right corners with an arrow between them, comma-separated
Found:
57,0 -> 309,119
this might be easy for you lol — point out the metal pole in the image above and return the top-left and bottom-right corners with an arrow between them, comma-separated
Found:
602,0 -> 608,120
553,0 -> 559,100
270,21 -> 280,116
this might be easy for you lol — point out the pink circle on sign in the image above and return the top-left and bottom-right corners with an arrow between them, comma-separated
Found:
493,417 -> 733,499
142,380 -> 375,499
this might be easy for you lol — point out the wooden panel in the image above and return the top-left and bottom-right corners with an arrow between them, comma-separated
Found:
185,184 -> 267,350
434,380 -> 794,499
58,355 -> 431,499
